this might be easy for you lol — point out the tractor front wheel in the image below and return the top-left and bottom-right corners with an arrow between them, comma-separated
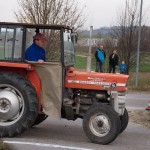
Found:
120,108 -> 129,134
83,104 -> 121,145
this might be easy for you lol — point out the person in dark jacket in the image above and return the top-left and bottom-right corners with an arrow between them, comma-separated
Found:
108,50 -> 119,73
25,33 -> 47,63
95,45 -> 106,72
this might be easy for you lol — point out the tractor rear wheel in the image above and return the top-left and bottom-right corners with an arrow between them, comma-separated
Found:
83,104 -> 121,145
0,72 -> 38,137
32,114 -> 48,126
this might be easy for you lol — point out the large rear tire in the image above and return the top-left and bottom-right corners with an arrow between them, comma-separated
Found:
83,104 -> 121,145
120,108 -> 129,134
0,72 -> 38,137
32,114 -> 48,126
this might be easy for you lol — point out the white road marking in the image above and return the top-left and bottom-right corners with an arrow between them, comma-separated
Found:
127,96 -> 150,100
126,106 -> 144,110
3,141 -> 94,150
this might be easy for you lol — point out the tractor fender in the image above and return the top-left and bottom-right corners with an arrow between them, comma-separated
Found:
27,70 -> 42,112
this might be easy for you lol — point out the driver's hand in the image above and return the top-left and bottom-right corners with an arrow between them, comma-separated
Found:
38,59 -> 44,64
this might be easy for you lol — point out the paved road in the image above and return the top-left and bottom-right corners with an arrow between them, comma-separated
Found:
3,93 -> 150,150
126,93 -> 150,110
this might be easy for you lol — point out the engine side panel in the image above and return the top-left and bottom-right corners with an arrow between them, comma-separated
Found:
65,70 -> 129,92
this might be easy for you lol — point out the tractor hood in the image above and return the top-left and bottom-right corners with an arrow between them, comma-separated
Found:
65,68 -> 129,92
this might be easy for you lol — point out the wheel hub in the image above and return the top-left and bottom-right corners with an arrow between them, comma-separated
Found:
90,114 -> 111,137
97,120 -> 104,127
0,90 -> 20,120
0,98 -> 11,113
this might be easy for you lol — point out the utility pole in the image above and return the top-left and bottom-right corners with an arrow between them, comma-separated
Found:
86,26 -> 93,72
135,0 -> 143,87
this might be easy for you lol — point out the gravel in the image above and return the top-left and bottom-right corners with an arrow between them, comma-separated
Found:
128,110 -> 150,129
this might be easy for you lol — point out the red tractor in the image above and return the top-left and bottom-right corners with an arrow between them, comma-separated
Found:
0,22 -> 129,144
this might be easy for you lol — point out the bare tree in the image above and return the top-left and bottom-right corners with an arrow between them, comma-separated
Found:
112,0 -> 150,74
15,0 -> 85,60
16,0 -> 84,29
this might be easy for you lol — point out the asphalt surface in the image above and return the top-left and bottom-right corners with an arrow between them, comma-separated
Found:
126,93 -> 150,110
2,93 -> 150,150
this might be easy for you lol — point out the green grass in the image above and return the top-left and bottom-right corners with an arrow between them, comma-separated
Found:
130,63 -> 150,72
139,63 -> 150,72
128,72 -> 150,91
139,53 -> 150,72
0,140 -> 5,150
74,56 -> 87,69
74,55 -> 97,71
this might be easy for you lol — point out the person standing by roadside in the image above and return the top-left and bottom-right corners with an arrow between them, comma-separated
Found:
95,45 -> 106,72
108,50 -> 119,73
119,60 -> 127,74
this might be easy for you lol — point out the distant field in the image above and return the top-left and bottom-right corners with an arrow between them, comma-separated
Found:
75,55 -> 97,70
128,72 -> 150,91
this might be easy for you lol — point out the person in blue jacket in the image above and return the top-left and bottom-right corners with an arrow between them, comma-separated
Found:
95,45 -> 106,72
119,60 -> 127,74
25,33 -> 47,63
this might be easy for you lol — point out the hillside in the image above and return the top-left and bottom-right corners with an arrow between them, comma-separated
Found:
79,27 -> 112,38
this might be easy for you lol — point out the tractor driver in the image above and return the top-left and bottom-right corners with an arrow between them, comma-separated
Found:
25,33 -> 47,63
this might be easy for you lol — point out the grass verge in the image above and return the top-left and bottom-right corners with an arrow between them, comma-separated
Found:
0,139 -> 5,150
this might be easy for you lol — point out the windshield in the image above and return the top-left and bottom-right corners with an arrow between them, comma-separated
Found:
63,30 -> 75,66
0,26 -> 23,61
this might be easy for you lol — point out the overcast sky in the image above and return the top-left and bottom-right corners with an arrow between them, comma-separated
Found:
0,0 -> 150,29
